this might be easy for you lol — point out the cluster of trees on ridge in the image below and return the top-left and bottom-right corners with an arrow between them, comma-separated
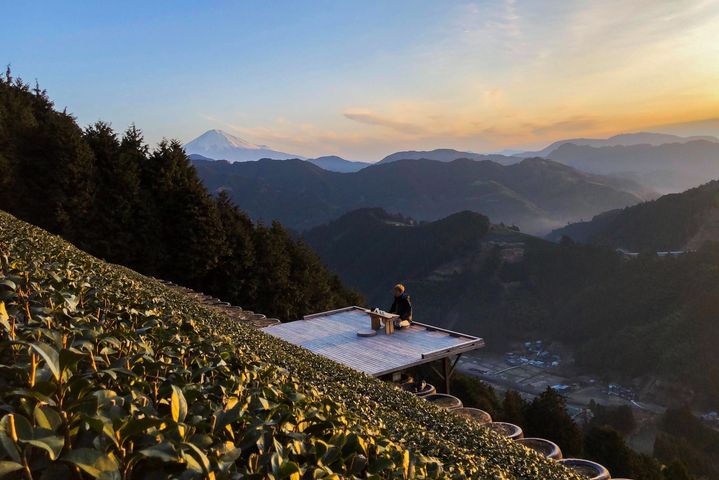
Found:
305,208 -> 719,408
0,70 -> 360,320
548,179 -> 719,251
448,371 -> 708,480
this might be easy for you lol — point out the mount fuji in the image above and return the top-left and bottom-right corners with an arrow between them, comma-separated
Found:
184,129 -> 304,162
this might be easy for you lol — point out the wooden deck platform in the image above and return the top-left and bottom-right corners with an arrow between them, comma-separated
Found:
263,306 -> 484,376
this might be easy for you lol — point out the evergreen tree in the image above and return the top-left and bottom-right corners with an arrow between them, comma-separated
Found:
204,191 -> 257,306
0,73 -> 95,237
449,374 -> 501,417
83,121 -> 142,264
501,390 -> 527,426
145,139 -> 227,284
583,426 -> 665,480
118,124 -> 154,268
524,388 -> 582,456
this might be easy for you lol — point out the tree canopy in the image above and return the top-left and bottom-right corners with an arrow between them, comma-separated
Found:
0,72 -> 360,320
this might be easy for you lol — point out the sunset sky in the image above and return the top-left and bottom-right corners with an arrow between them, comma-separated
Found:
4,0 -> 719,160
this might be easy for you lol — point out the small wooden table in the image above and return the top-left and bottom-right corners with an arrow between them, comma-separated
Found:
368,311 -> 399,335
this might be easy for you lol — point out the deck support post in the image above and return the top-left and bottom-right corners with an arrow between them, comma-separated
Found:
431,354 -> 463,394
443,356 -> 451,394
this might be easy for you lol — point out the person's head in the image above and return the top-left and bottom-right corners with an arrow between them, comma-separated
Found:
393,283 -> 405,297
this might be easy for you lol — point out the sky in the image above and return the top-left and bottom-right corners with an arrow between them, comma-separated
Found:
3,0 -> 719,160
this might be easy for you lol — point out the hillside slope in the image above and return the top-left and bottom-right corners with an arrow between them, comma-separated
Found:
0,210 -> 577,479
548,180 -> 719,251
194,156 -> 651,234
304,209 -> 498,303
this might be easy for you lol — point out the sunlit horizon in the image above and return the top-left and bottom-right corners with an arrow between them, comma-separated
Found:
4,0 -> 719,160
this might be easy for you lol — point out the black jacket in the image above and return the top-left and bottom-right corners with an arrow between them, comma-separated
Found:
389,293 -> 412,321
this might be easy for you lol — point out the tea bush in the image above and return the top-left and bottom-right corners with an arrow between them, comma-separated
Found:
0,211 -> 577,479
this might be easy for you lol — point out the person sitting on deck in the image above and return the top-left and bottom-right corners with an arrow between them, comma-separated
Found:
389,283 -> 412,328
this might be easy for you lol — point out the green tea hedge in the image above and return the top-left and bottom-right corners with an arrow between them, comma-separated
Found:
0,211 -> 577,479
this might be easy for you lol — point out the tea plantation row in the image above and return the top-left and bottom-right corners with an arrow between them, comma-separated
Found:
0,211 -> 577,479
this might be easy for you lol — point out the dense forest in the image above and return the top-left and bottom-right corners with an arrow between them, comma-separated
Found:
306,208 -> 719,408
0,70 -> 360,320
418,369 -> 701,480
547,180 -> 719,250
304,208 -> 493,302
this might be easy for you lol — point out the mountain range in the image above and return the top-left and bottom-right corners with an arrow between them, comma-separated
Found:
192,156 -> 653,234
515,132 -> 718,158
303,208 -> 500,305
545,140 -> 719,193
306,155 -> 370,173
378,148 -> 518,165
184,130 -> 719,193
183,130 -> 370,172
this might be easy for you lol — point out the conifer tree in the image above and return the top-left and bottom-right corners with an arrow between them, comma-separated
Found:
144,139 -> 227,284
501,390 -> 527,426
83,121 -> 142,263
584,426 -> 637,477
524,387 -> 582,456
204,191 -> 257,306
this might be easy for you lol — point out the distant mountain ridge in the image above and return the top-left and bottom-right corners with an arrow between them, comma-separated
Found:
304,208 -> 499,304
516,131 -> 719,158
184,129 -> 304,162
379,148 -> 518,165
548,180 -> 719,251
184,131 -> 369,172
547,140 -> 719,193
192,156 -> 653,234
307,155 -> 370,173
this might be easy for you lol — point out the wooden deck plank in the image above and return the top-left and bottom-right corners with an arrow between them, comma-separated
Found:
264,307 -> 484,376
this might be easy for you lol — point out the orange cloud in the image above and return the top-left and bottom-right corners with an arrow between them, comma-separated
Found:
343,109 -> 428,135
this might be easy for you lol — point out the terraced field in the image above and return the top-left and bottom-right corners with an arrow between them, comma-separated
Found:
0,211 -> 578,479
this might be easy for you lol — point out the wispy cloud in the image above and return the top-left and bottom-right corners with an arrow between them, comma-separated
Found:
342,109 -> 428,135
193,1 -> 719,157
530,116 -> 599,136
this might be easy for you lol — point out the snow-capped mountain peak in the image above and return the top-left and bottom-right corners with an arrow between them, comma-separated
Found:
184,129 -> 305,162
187,129 -> 261,150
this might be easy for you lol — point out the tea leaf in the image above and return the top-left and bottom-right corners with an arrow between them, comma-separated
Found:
170,385 -> 187,423
0,461 -> 23,478
138,443 -> 177,463
25,342 -> 61,381
62,448 -> 120,480
26,428 -> 64,460
33,405 -> 63,431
